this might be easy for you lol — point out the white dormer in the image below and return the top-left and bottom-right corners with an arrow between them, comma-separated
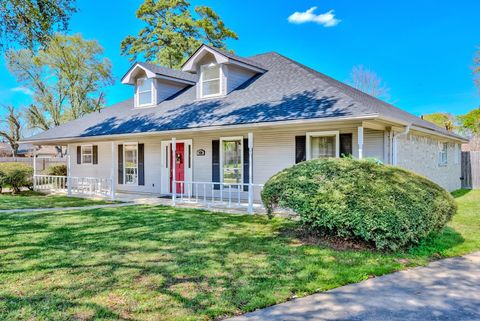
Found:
121,62 -> 197,108
182,44 -> 267,100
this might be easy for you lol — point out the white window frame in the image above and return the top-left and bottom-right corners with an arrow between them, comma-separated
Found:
136,77 -> 154,107
306,131 -> 340,160
80,144 -> 93,165
438,142 -> 448,167
123,142 -> 139,185
220,136 -> 243,186
200,63 -> 222,99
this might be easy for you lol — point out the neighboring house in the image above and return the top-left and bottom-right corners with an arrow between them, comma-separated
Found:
0,142 -> 59,157
22,44 -> 467,205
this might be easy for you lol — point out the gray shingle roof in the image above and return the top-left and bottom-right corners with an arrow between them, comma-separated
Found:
135,62 -> 198,83
24,52 -> 464,142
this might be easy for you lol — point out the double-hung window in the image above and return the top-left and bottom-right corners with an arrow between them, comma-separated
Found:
307,131 -> 340,160
81,145 -> 93,164
221,137 -> 243,186
438,142 -> 448,166
136,78 -> 153,106
200,64 -> 221,98
124,143 -> 138,184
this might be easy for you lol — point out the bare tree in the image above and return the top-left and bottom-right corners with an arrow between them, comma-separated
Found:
349,65 -> 390,100
0,106 -> 22,156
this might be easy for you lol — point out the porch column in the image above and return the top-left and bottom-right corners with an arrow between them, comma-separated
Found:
67,145 -> 72,196
171,137 -> 176,206
247,132 -> 254,214
33,147 -> 37,190
110,142 -> 116,200
357,126 -> 364,160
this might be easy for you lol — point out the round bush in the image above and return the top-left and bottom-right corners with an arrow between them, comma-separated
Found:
44,164 -> 67,176
261,158 -> 457,251
0,162 -> 34,194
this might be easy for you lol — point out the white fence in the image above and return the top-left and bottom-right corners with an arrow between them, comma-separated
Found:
34,175 -> 113,198
172,181 -> 264,213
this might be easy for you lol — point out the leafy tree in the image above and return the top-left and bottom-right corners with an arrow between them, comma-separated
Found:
349,65 -> 390,100
0,106 -> 22,156
6,34 -> 114,134
0,0 -> 77,51
422,112 -> 456,132
121,0 -> 238,69
458,108 -> 480,136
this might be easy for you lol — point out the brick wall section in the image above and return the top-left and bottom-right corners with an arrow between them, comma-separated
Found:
396,133 -> 461,192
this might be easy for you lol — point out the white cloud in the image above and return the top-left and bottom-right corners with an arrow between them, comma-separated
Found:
288,7 -> 341,27
11,86 -> 34,96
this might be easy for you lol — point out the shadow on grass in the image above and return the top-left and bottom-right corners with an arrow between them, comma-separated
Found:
0,204 -> 468,320
409,227 -> 465,257
451,189 -> 472,198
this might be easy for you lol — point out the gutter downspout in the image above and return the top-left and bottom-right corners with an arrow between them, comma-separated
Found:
392,125 -> 410,166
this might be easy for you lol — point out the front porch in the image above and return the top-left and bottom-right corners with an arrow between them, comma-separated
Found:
33,174 -> 266,214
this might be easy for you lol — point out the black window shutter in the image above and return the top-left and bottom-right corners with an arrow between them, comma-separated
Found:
138,143 -> 145,186
93,145 -> 98,164
77,146 -> 81,164
212,140 -> 220,190
118,144 -> 123,184
243,138 -> 249,191
295,136 -> 306,164
340,134 -> 353,157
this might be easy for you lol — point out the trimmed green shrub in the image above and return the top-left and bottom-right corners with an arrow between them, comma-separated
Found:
44,164 -> 67,176
0,162 -> 34,194
261,158 -> 457,251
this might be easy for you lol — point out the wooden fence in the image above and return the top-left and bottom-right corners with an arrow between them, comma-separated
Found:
0,157 -> 66,174
461,151 -> 480,189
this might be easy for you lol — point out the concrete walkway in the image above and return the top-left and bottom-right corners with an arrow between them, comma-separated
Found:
227,252 -> 480,321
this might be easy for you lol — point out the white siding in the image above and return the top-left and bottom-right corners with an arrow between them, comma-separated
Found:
226,64 -> 256,93
155,80 -> 187,104
364,129 -> 385,161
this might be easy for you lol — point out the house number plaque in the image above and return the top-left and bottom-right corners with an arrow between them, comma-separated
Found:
196,149 -> 206,156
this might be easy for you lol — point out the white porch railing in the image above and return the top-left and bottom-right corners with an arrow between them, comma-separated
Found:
172,181 -> 264,213
33,175 -> 113,198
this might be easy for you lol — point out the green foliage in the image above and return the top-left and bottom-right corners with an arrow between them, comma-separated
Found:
43,164 -> 67,176
422,112 -> 456,132
121,0 -> 238,68
0,0 -> 77,51
0,163 -> 33,194
6,34 -> 113,132
458,108 -> 480,136
261,158 -> 457,251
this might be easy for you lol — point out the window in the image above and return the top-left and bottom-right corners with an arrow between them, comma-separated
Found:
200,64 -> 221,98
438,142 -> 448,166
81,145 -> 93,164
124,143 -> 138,184
306,131 -> 340,160
136,78 -> 153,106
221,137 -> 242,185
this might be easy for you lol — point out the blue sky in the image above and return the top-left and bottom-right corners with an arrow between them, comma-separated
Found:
1,0 -> 479,117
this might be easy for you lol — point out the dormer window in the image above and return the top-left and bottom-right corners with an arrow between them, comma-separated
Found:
200,64 -> 221,98
136,78 -> 154,107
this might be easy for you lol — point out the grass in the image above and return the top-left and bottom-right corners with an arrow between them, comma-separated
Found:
0,191 -> 117,210
0,190 -> 478,320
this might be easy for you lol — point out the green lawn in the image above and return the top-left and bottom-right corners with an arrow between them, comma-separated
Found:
0,191 -> 116,210
0,190 -> 478,321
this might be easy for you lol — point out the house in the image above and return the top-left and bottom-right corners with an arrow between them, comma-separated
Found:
0,142 -> 60,158
21,44 -> 467,211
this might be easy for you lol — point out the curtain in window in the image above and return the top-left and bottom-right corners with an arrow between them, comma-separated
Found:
311,136 -> 336,158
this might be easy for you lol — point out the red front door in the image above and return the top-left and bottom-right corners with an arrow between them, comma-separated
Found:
170,143 -> 185,194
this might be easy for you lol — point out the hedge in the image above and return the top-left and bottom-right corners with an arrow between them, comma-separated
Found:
261,158 -> 457,251
0,162 -> 34,194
